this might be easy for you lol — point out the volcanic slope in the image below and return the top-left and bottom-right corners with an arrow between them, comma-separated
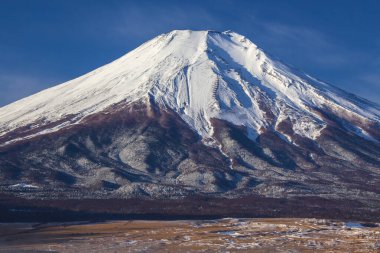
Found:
0,30 -> 379,220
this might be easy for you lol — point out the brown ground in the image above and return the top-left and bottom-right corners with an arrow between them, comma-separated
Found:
0,218 -> 379,252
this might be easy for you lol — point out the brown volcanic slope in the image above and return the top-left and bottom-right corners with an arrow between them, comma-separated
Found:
0,100 -> 380,221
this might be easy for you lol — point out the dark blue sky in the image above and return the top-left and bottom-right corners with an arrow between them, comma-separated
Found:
1,0 -> 380,106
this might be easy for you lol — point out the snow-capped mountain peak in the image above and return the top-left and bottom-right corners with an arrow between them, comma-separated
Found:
0,30 -> 379,145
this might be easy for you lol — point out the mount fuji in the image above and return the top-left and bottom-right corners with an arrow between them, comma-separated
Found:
1,30 -> 379,220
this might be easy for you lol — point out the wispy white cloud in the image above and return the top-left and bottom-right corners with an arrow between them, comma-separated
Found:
0,73 -> 60,107
338,72 -> 380,104
96,3 -> 222,43
257,22 -> 367,67
358,73 -> 380,85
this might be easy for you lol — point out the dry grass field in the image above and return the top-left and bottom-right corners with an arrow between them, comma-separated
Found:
0,218 -> 379,252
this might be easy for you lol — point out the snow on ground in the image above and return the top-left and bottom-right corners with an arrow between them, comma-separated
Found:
10,183 -> 39,189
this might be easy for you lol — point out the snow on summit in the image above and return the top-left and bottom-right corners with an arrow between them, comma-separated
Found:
0,30 -> 379,145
